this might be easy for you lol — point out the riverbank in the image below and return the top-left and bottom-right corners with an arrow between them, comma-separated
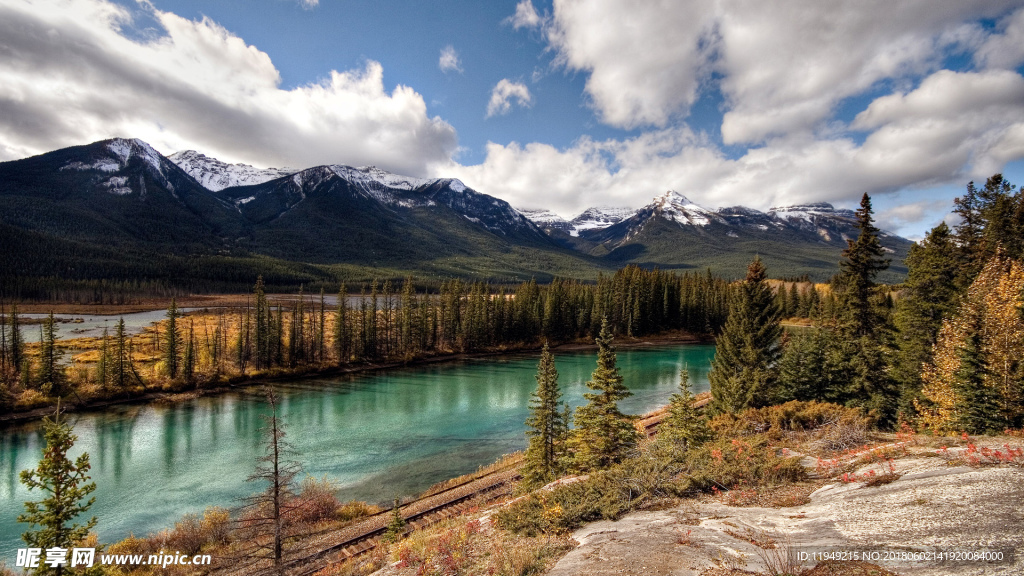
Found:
0,331 -> 711,425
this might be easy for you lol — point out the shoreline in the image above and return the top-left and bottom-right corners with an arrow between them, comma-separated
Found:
0,332 -> 712,426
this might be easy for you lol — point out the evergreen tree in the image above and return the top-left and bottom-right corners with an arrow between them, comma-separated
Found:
657,369 -> 712,452
708,257 -> 783,414
567,318 -> 638,472
37,312 -> 66,396
111,319 -> 132,390
334,285 -> 351,364
892,222 -> 960,417
95,328 -> 110,389
253,277 -> 271,370
18,406 -> 98,575
7,304 -> 24,378
951,328 -> 1002,434
182,320 -> 196,384
917,254 -> 1024,433
522,343 -> 567,488
381,498 -> 406,543
164,299 -> 180,379
833,194 -> 890,338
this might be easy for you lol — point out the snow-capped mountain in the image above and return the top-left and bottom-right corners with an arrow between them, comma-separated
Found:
649,190 -> 719,227
169,150 -> 296,191
518,209 -> 574,233
0,137 -> 913,282
569,206 -> 638,236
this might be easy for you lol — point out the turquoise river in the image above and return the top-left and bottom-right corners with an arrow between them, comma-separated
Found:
0,343 -> 715,557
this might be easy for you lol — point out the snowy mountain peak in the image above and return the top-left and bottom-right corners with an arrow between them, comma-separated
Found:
169,150 -> 295,192
519,208 -> 574,233
768,203 -> 855,222
650,190 -> 714,226
568,206 -> 638,236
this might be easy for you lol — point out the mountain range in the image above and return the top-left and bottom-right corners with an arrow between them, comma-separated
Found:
0,138 -> 912,289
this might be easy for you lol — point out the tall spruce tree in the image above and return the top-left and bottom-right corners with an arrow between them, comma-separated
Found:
832,194 -> 897,424
834,194 -> 890,338
522,343 -> 568,487
18,406 -> 98,576
567,318 -> 638,472
164,299 -> 180,379
254,277 -> 271,370
708,257 -> 783,414
37,312 -> 66,396
892,222 -> 960,417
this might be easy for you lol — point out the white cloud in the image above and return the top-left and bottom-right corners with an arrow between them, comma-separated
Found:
506,0 -> 542,30
0,0 -> 457,175
446,69 -> 1024,219
439,45 -> 462,73
297,0 -> 319,8
544,0 -> 1019,140
546,0 -> 716,130
975,7 -> 1024,70
486,79 -> 532,117
875,199 -> 953,237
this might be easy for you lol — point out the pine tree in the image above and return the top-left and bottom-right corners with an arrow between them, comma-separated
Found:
37,312 -> 66,396
110,319 -> 128,390
892,222 -> 960,417
254,277 -> 270,370
834,194 -> 890,338
657,369 -> 712,452
164,299 -> 180,379
334,285 -> 351,365
917,254 -> 1024,433
182,320 -> 196,384
708,257 -> 783,414
381,498 -> 406,543
567,318 -> 638,472
96,328 -> 110,389
522,343 -> 567,488
8,304 -> 24,378
18,406 -> 98,575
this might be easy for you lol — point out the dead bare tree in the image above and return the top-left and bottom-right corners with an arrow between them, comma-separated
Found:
243,387 -> 302,575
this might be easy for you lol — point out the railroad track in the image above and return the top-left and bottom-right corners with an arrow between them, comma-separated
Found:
216,394 -> 710,576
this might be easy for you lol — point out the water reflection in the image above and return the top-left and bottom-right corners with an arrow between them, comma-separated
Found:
0,344 -> 714,556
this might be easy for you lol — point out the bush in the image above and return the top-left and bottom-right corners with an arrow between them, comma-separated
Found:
710,400 -> 873,442
685,434 -> 806,491
290,476 -> 342,524
336,500 -> 382,523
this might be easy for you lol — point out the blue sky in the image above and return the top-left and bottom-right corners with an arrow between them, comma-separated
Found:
1,0 -> 1024,240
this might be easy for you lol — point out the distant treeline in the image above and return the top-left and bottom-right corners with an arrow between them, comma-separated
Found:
0,265 -> 745,410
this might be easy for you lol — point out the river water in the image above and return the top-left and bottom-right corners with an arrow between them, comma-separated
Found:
0,343 -> 714,557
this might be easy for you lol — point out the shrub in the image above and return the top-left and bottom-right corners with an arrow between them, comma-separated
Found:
710,401 -> 873,440
199,506 -> 232,544
337,500 -> 381,523
290,476 -> 342,524
685,434 -> 806,491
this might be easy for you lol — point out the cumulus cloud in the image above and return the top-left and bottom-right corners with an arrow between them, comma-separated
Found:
875,199 -> 953,236
544,0 -> 1018,140
486,79 -> 532,117
546,0 -> 716,130
0,0 -> 457,175
439,45 -> 462,73
447,68 -> 1024,219
297,0 -> 319,8
506,0 -> 542,30
974,7 -> 1024,70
